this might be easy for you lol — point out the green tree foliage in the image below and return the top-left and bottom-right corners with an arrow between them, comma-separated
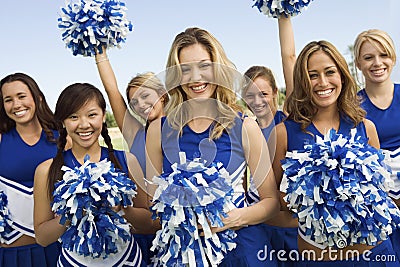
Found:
105,111 -> 117,128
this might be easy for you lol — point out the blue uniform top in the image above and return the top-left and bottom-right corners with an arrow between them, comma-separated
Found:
130,128 -> 146,176
63,146 -> 128,174
358,84 -> 400,151
0,128 -> 57,187
160,115 -> 247,208
260,110 -> 286,140
284,116 -> 367,151
0,128 -> 58,242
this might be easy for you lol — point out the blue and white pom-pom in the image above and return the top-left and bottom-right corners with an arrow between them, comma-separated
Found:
150,152 -> 237,267
58,0 -> 133,56
253,0 -> 313,18
52,156 -> 137,258
0,191 -> 13,243
280,128 -> 400,248
382,147 -> 400,199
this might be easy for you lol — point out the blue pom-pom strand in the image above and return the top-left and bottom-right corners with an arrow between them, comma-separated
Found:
52,157 -> 137,259
0,191 -> 13,243
253,0 -> 313,18
58,0 -> 133,56
280,128 -> 400,249
150,152 -> 237,267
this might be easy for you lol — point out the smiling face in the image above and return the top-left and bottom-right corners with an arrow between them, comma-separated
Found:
356,40 -> 394,84
178,43 -> 216,100
1,80 -> 38,126
244,77 -> 275,120
128,86 -> 164,122
63,99 -> 105,150
308,50 -> 342,110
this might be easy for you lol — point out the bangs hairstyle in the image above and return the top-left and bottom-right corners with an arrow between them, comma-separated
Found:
354,29 -> 397,66
164,27 -> 243,139
47,83 -> 122,198
0,72 -> 56,141
286,40 -> 365,132
242,66 -> 279,112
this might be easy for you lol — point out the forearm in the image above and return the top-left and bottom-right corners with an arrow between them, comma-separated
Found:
123,206 -> 160,234
240,196 -> 280,226
35,216 -> 66,247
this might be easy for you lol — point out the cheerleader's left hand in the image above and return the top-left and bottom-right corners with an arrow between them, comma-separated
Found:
212,208 -> 244,233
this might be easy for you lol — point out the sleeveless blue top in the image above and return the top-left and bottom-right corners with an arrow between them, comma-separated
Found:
130,128 -> 146,176
358,84 -> 400,151
261,110 -> 286,140
284,117 -> 367,248
160,115 -> 247,208
63,146 -> 128,174
0,128 -> 57,187
284,117 -> 367,151
0,128 -> 57,243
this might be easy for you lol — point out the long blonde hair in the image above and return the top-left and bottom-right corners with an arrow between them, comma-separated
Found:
164,27 -> 243,139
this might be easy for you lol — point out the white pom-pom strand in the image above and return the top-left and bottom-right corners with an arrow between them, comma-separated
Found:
58,0 -> 133,56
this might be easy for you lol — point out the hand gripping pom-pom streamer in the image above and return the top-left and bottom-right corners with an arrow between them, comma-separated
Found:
0,192 -> 13,243
149,152 -> 237,267
51,156 -> 137,259
253,0 -> 314,18
58,0 -> 133,56
280,128 -> 400,249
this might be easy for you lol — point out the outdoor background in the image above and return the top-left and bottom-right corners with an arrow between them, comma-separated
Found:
1,0 -> 399,113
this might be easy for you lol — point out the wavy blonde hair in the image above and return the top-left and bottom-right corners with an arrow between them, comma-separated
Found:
165,27 -> 243,139
285,40 -> 365,132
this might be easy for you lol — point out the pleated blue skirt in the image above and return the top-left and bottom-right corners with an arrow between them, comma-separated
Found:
261,224 -> 298,267
0,241 -> 61,267
389,228 -> 400,263
219,224 -> 278,267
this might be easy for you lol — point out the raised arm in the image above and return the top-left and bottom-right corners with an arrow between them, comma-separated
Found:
33,159 -> 67,246
278,17 -> 296,98
95,50 -> 143,147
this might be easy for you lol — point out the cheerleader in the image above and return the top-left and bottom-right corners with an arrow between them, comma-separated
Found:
146,27 -> 280,266
95,49 -> 165,265
0,73 -> 61,266
354,29 -> 400,260
242,17 -> 298,267
273,40 -> 400,266
33,83 -> 151,266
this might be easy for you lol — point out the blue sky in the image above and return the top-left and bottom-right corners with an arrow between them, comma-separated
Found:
1,0 -> 399,110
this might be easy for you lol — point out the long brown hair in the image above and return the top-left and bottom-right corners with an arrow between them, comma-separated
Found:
0,73 -> 57,140
285,40 -> 365,132
47,83 -> 123,198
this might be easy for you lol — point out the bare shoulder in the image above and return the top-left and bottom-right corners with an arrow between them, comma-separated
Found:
146,117 -> 162,135
242,116 -> 260,131
34,159 -> 53,183
363,118 -> 377,131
